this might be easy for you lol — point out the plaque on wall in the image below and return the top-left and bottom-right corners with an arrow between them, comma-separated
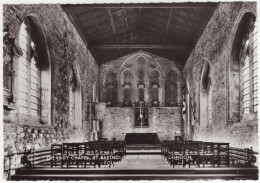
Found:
135,107 -> 148,127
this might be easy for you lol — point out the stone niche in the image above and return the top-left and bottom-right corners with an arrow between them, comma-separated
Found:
101,69 -> 118,107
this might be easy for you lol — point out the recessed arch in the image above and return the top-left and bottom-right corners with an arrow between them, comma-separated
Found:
149,69 -> 163,81
121,69 -> 134,85
199,60 -> 212,127
135,55 -> 148,65
18,13 -> 50,70
101,69 -> 117,106
100,68 -> 115,79
149,70 -> 160,106
17,14 -> 51,125
165,67 -> 181,77
119,69 -> 133,79
165,69 -> 180,106
228,11 -> 257,122
121,70 -> 134,106
119,51 -> 162,73
69,61 -> 82,129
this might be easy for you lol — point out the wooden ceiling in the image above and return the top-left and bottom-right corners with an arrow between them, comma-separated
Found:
62,3 -> 218,65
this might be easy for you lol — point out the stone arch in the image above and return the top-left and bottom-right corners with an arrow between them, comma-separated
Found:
135,56 -> 148,83
165,69 -> 181,107
16,14 -> 51,125
92,81 -> 97,103
199,60 -> 212,127
165,67 -> 181,77
119,52 -> 164,79
69,61 -> 82,129
149,69 -> 163,83
119,53 -> 147,72
228,11 -> 256,123
100,68 -> 115,79
119,69 -> 134,81
101,69 -> 117,106
120,70 -> 134,106
149,70 -> 161,106
134,56 -> 148,105
18,12 -> 51,70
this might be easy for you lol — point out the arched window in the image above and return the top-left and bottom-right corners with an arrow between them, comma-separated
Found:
136,57 -> 147,105
165,70 -> 179,106
229,13 -> 257,122
207,73 -> 212,126
93,81 -> 97,103
102,70 -> 117,106
252,26 -> 258,113
200,61 -> 212,127
241,16 -> 257,115
149,70 -> 160,106
242,39 -> 250,114
122,70 -> 133,106
69,65 -> 82,129
69,70 -> 76,127
17,17 -> 50,124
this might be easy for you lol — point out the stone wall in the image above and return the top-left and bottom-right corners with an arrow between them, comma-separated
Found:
100,51 -> 183,141
3,4 -> 99,174
183,2 -> 258,150
102,107 -> 182,141
100,50 -> 183,107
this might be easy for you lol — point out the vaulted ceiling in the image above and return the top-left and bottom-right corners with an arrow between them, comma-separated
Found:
62,3 -> 217,65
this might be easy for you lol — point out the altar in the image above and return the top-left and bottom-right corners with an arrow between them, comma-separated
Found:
125,133 -> 159,144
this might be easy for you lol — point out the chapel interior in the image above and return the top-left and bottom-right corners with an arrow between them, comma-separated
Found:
2,2 -> 259,180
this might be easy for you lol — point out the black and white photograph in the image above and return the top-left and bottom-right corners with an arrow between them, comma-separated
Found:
1,0 -> 259,181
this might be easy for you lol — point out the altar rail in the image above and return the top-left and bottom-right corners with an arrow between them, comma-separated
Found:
4,140 -> 126,180
161,140 -> 258,168
229,147 -> 258,166
4,148 -> 52,180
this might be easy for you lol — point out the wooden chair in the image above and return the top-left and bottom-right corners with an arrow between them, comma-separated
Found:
169,141 -> 186,167
164,140 -> 173,161
216,143 -> 229,167
114,141 -> 126,161
63,143 -> 83,168
201,142 -> 217,167
186,141 -> 201,168
161,140 -> 168,157
98,141 -> 113,168
51,144 -> 63,168
82,141 -> 99,168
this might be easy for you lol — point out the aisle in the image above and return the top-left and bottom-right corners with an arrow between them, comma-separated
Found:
113,154 -> 171,169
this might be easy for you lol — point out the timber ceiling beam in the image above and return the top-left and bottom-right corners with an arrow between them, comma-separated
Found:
124,8 -> 129,28
91,44 -> 192,50
107,8 -> 116,34
63,3 -> 217,9
138,8 -> 143,28
165,9 -> 173,32
89,26 -> 139,43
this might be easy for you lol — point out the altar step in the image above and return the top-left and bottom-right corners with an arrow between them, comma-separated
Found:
126,144 -> 161,150
11,167 -> 258,180
126,144 -> 161,154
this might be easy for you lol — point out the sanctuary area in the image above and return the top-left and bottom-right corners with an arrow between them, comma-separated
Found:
2,1 -> 259,180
